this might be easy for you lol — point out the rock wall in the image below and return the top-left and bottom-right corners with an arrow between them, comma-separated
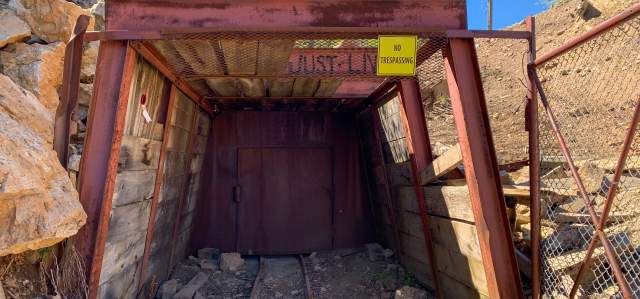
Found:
0,0 -> 101,262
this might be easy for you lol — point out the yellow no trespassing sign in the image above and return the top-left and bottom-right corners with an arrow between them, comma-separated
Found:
376,35 -> 417,76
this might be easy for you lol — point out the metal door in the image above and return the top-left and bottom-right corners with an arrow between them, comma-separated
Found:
236,147 -> 333,254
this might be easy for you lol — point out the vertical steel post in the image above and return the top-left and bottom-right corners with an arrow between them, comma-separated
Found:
443,38 -> 524,299
55,15 -> 90,168
74,42 -> 136,299
397,79 -> 441,297
525,15 -> 541,299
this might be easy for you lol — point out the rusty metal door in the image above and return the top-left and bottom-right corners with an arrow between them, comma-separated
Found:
236,147 -> 333,254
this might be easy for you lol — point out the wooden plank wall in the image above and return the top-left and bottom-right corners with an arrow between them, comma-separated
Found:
97,56 -> 166,298
175,109 -> 211,261
357,96 -> 489,299
145,89 -> 197,283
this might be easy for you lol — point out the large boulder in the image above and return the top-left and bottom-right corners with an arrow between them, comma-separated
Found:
0,42 -> 65,111
0,74 -> 52,142
0,9 -> 31,48
0,75 -> 86,256
9,0 -> 94,43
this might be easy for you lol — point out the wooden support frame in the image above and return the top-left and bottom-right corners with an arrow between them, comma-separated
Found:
525,16 -> 541,299
396,79 -> 442,297
55,15 -> 90,168
74,42 -> 137,299
138,85 -> 178,292
443,38 -> 524,299
168,108 -> 201,269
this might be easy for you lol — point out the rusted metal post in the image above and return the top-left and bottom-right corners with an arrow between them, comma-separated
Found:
138,85 -> 178,292
73,42 -> 136,299
525,15 -> 541,299
397,79 -> 441,297
55,15 -> 90,168
443,38 -> 524,299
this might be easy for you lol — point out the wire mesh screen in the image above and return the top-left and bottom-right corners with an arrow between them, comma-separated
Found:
140,31 -> 447,112
534,14 -> 640,298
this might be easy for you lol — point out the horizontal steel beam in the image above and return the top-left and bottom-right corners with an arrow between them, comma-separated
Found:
106,0 -> 466,30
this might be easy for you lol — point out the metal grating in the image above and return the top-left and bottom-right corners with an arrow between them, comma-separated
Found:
141,31 -> 448,111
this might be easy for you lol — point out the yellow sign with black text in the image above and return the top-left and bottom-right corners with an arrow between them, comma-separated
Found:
376,35 -> 417,76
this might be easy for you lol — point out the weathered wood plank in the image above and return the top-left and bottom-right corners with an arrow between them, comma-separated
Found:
433,243 -> 488,295
420,143 -> 462,185
387,162 -> 413,186
268,78 -> 294,97
398,212 -> 483,262
100,229 -> 146,285
118,135 -> 162,171
238,78 -> 265,97
160,174 -> 187,203
97,261 -> 140,299
397,185 -> 475,222
196,111 -> 210,136
314,79 -> 343,97
439,271 -> 488,299
123,57 -> 166,139
106,200 -> 151,243
163,151 -> 188,176
166,126 -> 191,153
112,170 -> 156,207
291,78 -> 319,96
206,78 -> 238,97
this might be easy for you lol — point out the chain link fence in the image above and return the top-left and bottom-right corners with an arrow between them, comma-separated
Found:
534,13 -> 640,298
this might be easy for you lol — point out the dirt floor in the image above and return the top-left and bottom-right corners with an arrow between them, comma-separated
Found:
302,248 -> 430,299
166,246 -> 432,299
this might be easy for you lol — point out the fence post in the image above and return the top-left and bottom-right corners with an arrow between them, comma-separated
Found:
443,38 -> 524,299
526,15 -> 542,299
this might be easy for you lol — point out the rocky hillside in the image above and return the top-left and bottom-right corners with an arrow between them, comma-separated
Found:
0,0 -> 103,298
428,0 -> 638,164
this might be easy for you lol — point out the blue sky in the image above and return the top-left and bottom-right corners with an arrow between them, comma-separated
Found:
467,0 -> 553,29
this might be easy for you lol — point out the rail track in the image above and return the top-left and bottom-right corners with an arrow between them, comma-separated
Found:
249,255 -> 313,299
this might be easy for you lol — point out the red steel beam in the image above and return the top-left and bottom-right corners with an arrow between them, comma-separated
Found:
444,38 -> 524,299
534,2 -> 640,66
105,0 -> 467,31
55,15 -> 90,168
168,107 -> 201,270
73,42 -> 137,299
446,29 -> 531,39
138,85 -> 178,292
525,16 -> 542,299
397,79 -> 441,297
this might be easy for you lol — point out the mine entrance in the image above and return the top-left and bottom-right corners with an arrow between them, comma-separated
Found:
236,147 -> 333,254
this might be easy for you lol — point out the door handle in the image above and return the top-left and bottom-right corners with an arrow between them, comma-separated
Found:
233,185 -> 242,203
